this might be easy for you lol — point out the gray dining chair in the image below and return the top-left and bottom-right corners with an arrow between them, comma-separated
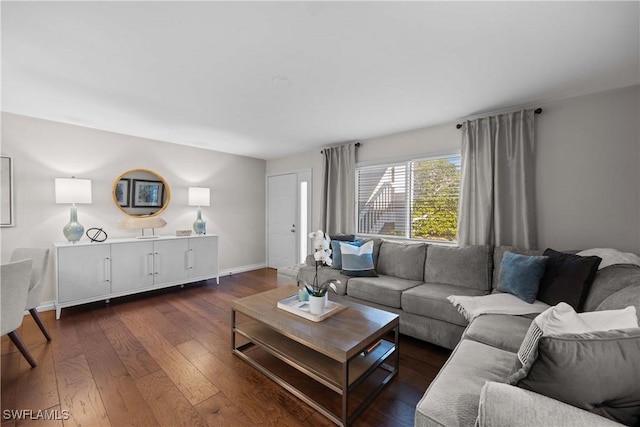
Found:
1,259 -> 37,367
11,248 -> 51,341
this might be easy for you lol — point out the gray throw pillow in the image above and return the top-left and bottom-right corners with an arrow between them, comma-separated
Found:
509,328 -> 640,426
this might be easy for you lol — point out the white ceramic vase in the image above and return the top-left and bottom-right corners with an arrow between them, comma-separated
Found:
308,295 -> 325,315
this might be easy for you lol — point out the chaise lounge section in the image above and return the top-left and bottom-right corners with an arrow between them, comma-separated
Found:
296,239 -> 640,426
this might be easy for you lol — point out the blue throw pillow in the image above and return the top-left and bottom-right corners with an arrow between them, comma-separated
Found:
331,240 -> 362,270
498,251 -> 548,303
340,240 -> 377,277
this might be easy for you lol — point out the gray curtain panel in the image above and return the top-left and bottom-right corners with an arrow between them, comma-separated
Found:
321,143 -> 356,235
458,109 -> 537,249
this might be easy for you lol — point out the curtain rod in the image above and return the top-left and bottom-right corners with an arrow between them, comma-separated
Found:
456,108 -> 542,129
320,142 -> 360,154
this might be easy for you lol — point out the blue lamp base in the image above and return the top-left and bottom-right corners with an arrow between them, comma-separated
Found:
193,207 -> 206,235
63,206 -> 84,243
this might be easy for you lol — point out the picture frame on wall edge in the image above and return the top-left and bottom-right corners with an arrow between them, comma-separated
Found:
1,155 -> 14,227
132,179 -> 164,208
115,178 -> 130,207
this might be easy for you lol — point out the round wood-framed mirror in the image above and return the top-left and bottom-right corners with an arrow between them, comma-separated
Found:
112,169 -> 171,217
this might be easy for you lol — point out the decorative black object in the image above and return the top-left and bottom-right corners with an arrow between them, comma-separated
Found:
86,228 -> 108,243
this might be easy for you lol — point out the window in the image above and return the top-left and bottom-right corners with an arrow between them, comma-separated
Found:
356,153 -> 461,242
299,180 -> 308,263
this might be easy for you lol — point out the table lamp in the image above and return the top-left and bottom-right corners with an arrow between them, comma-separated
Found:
55,177 -> 92,243
188,187 -> 210,235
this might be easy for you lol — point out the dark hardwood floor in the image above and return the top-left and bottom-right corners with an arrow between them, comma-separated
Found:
1,268 -> 450,427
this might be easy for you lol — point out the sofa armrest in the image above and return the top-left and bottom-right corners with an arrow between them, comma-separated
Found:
305,254 -> 316,267
477,382 -> 623,427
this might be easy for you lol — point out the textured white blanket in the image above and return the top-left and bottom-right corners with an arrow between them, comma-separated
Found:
576,248 -> 640,270
448,293 -> 550,322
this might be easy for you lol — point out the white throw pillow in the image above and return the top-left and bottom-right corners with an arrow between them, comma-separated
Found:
517,303 -> 588,365
535,302 -> 590,335
517,303 -> 639,366
579,306 -> 638,330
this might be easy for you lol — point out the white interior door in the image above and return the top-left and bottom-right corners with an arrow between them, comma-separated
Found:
268,173 -> 298,268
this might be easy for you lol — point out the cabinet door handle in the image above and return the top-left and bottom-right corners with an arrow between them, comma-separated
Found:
147,253 -> 154,275
154,253 -> 159,275
105,258 -> 111,283
187,249 -> 194,269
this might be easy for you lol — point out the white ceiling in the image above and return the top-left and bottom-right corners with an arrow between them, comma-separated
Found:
2,2 -> 639,160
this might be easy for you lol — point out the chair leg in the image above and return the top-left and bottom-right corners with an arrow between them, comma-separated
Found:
29,308 -> 51,341
7,331 -> 37,368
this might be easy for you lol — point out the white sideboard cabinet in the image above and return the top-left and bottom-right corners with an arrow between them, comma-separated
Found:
54,234 -> 219,319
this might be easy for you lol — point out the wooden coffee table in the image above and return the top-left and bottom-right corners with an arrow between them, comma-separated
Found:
231,286 -> 400,426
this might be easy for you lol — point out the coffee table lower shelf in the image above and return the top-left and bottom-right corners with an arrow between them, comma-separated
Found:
232,320 -> 398,426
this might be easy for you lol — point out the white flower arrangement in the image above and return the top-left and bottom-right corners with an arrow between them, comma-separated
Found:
309,229 -> 332,267
304,229 -> 339,297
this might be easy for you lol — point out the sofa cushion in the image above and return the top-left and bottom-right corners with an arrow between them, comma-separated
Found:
496,251 -> 548,303
509,328 -> 640,426
400,312 -> 466,350
424,245 -> 493,291
463,314 -> 532,353
402,283 -> 486,327
477,382 -> 624,427
537,248 -> 602,311
415,339 -> 517,427
376,241 -> 427,281
597,284 -> 640,323
582,264 -> 640,311
346,275 -> 422,308
492,246 -> 544,290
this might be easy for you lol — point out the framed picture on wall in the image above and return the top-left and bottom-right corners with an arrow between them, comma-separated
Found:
132,179 -> 164,208
115,178 -> 130,207
1,155 -> 14,227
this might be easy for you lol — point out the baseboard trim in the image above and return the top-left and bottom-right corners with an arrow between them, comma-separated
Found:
36,263 -> 268,314
219,263 -> 267,277
36,300 -> 56,313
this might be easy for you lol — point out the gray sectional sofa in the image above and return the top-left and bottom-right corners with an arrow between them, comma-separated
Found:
299,240 -> 519,349
297,239 -> 640,427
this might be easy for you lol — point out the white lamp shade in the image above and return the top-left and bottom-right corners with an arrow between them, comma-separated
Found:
188,187 -> 210,207
55,178 -> 92,204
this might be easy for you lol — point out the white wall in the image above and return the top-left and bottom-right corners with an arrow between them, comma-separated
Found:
537,85 -> 640,253
267,85 -> 640,254
0,113 -> 267,304
266,123 -> 461,232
